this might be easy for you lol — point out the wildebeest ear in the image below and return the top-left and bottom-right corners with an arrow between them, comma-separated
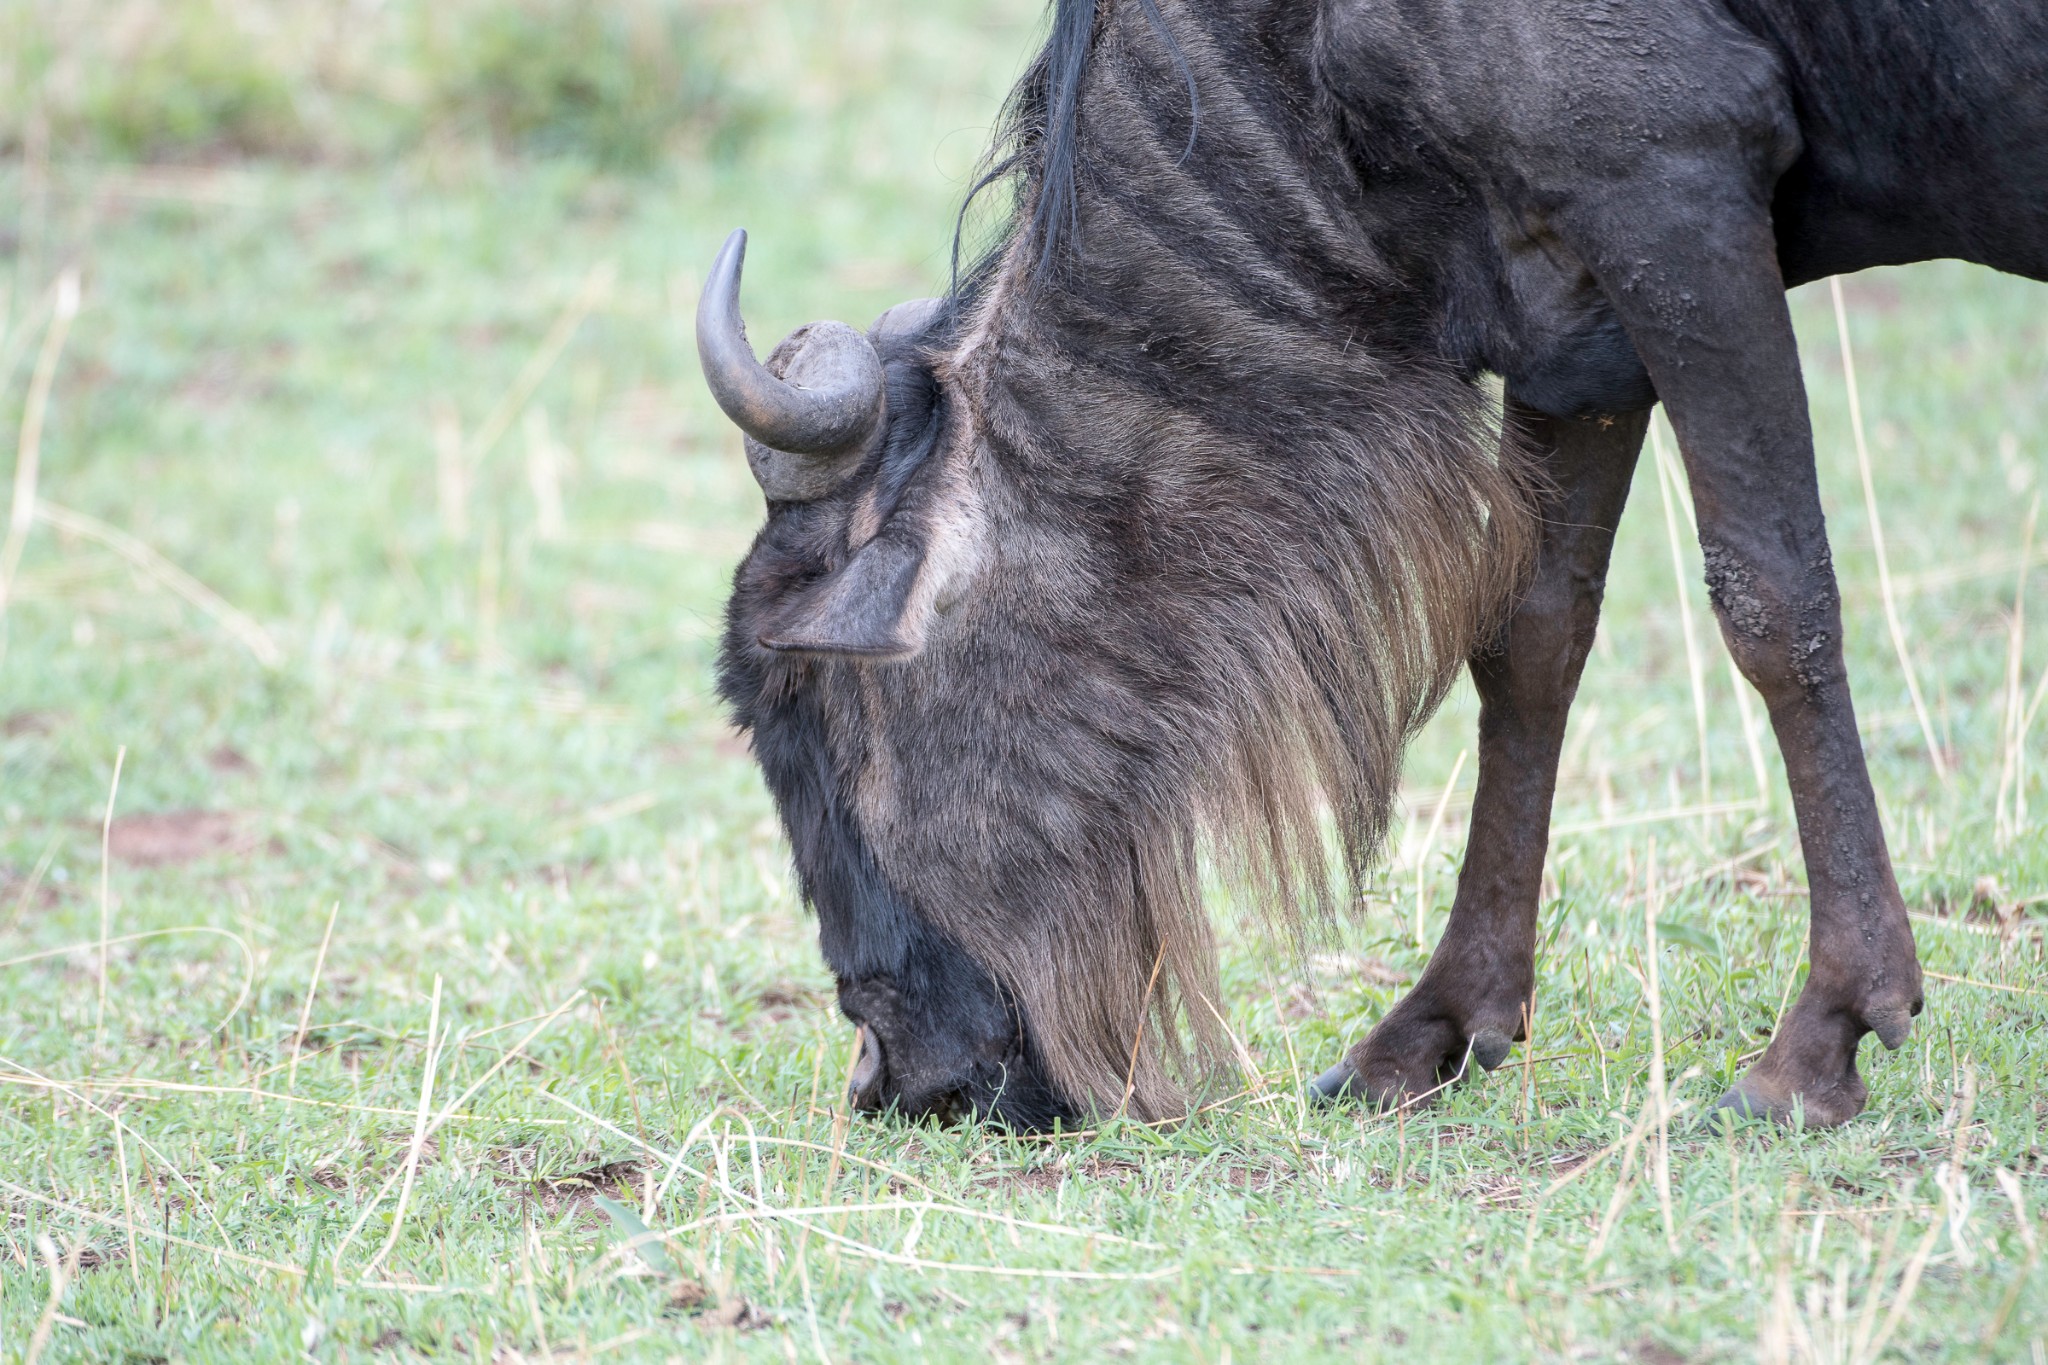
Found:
759,532 -> 928,657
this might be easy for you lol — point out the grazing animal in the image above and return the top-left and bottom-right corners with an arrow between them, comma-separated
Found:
701,0 -> 2048,1130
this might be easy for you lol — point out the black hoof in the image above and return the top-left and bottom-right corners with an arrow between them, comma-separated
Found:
1309,1060 -> 1358,1103
1867,1004 -> 1915,1051
1707,1082 -> 1799,1129
1469,1028 -> 1513,1071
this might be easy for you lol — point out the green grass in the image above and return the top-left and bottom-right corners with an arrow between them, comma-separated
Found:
2,2 -> 2046,1360
0,0 -> 748,166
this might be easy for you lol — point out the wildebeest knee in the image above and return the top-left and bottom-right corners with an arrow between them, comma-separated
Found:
1700,538 -> 1845,705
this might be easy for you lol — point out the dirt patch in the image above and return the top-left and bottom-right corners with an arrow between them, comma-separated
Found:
0,867 -> 60,911
74,1244 -> 126,1271
107,810 -> 253,866
527,1160 -> 644,1214
987,1164 -> 1064,1194
206,745 -> 257,776
1223,1162 -> 1294,1194
2,711 -> 57,737
982,1155 -> 1145,1194
307,1163 -> 350,1193
698,1296 -> 773,1331
746,982 -> 827,1031
1464,1174 -> 1527,1210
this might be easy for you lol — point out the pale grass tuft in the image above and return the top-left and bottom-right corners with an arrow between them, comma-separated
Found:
1411,747 -> 1467,949
1995,498 -> 2037,847
1651,426 -> 1713,825
23,1234 -> 85,1365
0,267 -> 80,637
288,901 -> 342,1092
36,501 -> 283,667
362,974 -> 444,1276
0,927 -> 258,1036
91,745 -> 125,1065
1831,275 -> 1948,787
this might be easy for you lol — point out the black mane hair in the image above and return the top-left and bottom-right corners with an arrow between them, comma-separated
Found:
952,0 -> 1197,295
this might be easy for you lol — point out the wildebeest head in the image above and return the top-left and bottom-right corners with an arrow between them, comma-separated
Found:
701,203 -> 1541,1129
702,229 -> 1084,1128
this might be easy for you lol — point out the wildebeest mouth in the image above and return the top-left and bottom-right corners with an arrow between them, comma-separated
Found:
833,974 -> 1073,1131
845,1026 -> 969,1126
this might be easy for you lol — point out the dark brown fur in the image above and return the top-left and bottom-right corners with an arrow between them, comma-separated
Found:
723,0 -> 1536,1119
720,0 -> 2048,1130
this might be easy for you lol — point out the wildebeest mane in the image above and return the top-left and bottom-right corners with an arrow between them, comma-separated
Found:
953,0 -> 1197,293
892,0 -> 1542,1117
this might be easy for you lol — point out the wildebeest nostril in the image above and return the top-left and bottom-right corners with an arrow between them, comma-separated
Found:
847,1025 -> 885,1109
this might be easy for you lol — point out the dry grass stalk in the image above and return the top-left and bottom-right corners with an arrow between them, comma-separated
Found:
0,268 -> 80,631
434,263 -> 613,544
0,275 -> 63,397
1,832 -> 61,938
1413,748 -> 1468,948
465,263 -> 615,474
113,1118 -> 140,1289
1640,423 -> 1773,804
1517,995 -> 1537,1146
1831,276 -> 1948,787
3,926 -> 256,1037
1923,969 -> 2048,1000
1727,653 -> 1774,808
0,1053 -> 240,1253
1856,1073 -> 1976,1363
288,902 -> 342,1092
543,1092 -> 1184,1283
91,747 -> 127,1068
477,524 -> 503,668
364,975 -> 444,1276
23,1235 -> 85,1365
2,1178 -> 304,1279
1996,499 -> 2037,847
434,402 -> 468,540
524,407 -> 567,542
36,501 -> 282,667
1552,797 -> 1760,838
1643,846 -> 1677,1255
1652,425 -> 1714,822
1522,1089 -> 1658,1264
1983,1169 -> 2041,1349
656,1197 -> 1160,1248
1117,936 -> 1170,1119
333,987 -> 586,1272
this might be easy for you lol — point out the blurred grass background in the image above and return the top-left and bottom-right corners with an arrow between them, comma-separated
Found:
1,0 -> 750,165
1,1 -> 2045,1361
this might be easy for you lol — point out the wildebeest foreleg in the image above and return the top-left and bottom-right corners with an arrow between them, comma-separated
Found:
1575,203 -> 1923,1128
1314,399 -> 1647,1107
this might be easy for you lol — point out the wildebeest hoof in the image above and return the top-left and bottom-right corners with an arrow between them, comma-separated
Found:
1309,1060 -> 1360,1104
1469,1027 -> 1513,1071
1866,1004 -> 1915,1051
1709,1080 -> 1802,1128
1712,1054 -> 1868,1130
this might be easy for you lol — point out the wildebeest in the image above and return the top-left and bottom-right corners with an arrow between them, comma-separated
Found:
700,0 -> 2048,1130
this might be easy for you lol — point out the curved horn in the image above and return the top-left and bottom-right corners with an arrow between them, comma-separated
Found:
696,229 -> 885,471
